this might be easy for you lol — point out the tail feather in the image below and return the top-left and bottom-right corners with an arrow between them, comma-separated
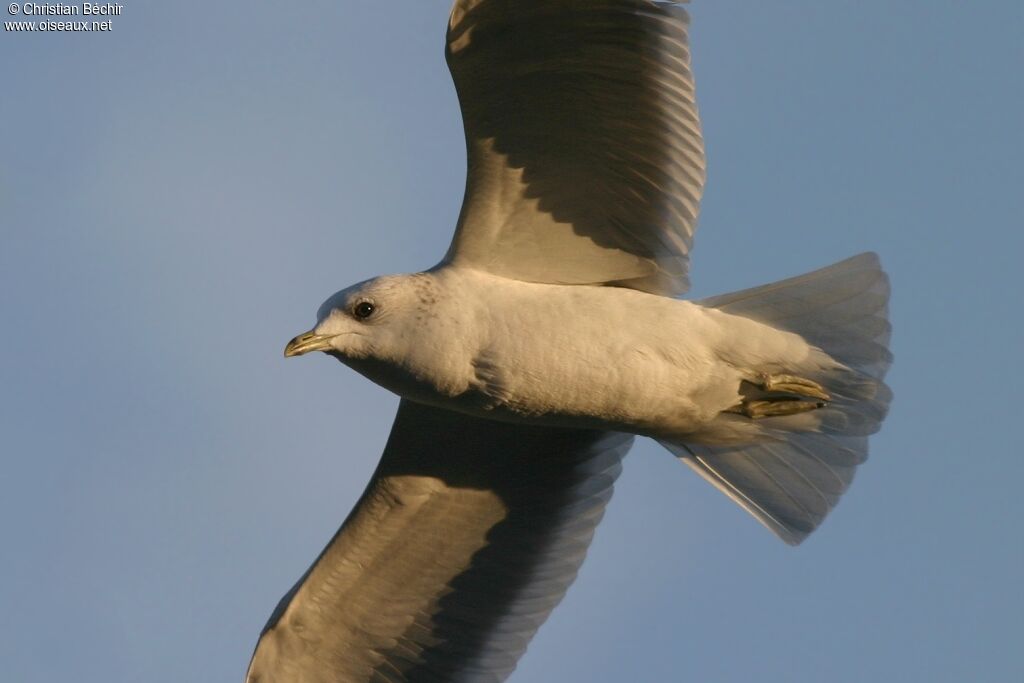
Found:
701,252 -> 892,377
662,253 -> 893,545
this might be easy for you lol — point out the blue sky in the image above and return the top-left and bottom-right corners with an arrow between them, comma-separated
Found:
2,2 -> 1022,681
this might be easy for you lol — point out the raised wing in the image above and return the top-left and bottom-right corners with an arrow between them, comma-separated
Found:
444,0 -> 705,296
246,400 -> 632,682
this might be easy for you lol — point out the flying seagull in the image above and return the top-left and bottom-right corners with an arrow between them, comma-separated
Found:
246,1 -> 892,681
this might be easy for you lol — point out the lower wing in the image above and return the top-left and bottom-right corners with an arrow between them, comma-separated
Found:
246,399 -> 632,682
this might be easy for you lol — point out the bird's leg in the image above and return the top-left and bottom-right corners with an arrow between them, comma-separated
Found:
759,373 -> 831,401
736,398 -> 824,419
729,373 -> 831,419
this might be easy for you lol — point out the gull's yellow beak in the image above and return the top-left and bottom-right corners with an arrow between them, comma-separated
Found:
284,331 -> 335,358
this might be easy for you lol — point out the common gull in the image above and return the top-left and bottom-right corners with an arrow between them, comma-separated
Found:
246,2 -> 892,681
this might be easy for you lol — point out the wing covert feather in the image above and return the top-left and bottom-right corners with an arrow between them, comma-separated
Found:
246,400 -> 632,682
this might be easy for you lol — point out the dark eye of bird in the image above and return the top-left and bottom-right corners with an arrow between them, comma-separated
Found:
353,301 -> 375,320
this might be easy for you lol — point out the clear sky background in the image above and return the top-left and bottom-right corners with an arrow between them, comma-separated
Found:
3,2 -> 1022,681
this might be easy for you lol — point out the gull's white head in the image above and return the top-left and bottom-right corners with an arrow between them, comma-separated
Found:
284,273 -> 438,362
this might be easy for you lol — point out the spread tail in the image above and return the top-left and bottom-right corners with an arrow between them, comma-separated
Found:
660,253 -> 892,544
